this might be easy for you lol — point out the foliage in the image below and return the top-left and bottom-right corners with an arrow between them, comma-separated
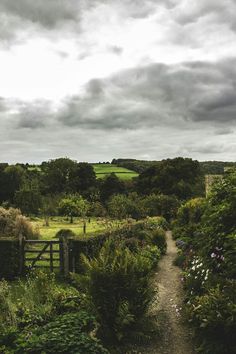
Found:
0,239 -> 19,279
0,165 -> 25,203
74,240 -> 156,343
174,169 -> 236,353
41,158 -> 96,195
14,189 -> 42,216
58,195 -> 89,223
15,312 -> 109,354
149,229 -> 167,255
141,194 -> 180,221
108,194 -> 144,220
0,207 -> 39,239
136,157 -> 204,199
0,271 -> 108,354
100,173 -> 126,203
186,281 -> 236,354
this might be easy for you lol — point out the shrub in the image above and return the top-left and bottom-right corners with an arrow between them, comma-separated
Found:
150,229 -> 167,255
173,252 -> 186,268
0,280 -> 17,331
0,207 -> 39,239
14,312 -> 109,354
139,245 -> 161,269
0,239 -> 20,279
74,240 -> 156,343
186,280 -> 236,354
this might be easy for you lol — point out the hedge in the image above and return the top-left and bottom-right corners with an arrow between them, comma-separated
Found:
0,239 -> 20,279
69,232 -> 111,273
68,217 -> 167,273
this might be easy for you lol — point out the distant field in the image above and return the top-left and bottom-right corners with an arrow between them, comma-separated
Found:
92,164 -> 138,180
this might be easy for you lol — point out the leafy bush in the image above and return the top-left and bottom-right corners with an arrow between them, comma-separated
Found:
15,312 -> 108,354
0,207 -> 39,239
0,280 -> 17,331
0,239 -> 20,279
186,281 -> 236,354
73,241 -> 156,343
173,251 -> 186,268
139,245 -> 161,269
0,271 -> 94,353
141,194 -> 180,221
149,229 -> 167,255
174,170 -> 236,353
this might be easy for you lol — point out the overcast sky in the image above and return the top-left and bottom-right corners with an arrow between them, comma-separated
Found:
0,0 -> 236,163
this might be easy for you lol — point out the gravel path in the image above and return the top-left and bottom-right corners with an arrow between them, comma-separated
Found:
132,231 -> 195,354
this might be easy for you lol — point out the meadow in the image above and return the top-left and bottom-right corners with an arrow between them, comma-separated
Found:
92,163 -> 139,180
31,216 -> 122,239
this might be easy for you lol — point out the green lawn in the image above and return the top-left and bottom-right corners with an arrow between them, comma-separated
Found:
31,217 -> 122,240
92,164 -> 138,180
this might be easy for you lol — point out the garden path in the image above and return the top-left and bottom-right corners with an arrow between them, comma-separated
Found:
133,231 -> 195,354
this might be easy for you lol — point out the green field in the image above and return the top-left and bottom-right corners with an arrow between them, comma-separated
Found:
31,217 -> 122,240
92,164 -> 138,180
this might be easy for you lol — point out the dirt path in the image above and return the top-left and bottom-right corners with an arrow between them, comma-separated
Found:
132,231 -> 195,354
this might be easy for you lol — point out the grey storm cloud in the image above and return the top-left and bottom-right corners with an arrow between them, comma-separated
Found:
0,0 -> 179,44
175,0 -> 236,33
3,99 -> 54,129
0,0 -> 79,29
57,59 -> 236,130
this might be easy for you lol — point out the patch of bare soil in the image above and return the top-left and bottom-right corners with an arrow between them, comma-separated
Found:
130,231 -> 195,354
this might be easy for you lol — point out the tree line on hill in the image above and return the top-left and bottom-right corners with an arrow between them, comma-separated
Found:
0,156 -> 212,221
112,158 -> 236,175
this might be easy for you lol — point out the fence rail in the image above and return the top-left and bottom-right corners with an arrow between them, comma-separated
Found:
19,236 -> 70,275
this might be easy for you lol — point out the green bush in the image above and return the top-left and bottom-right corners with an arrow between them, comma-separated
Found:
173,252 -> 186,268
150,229 -> 167,255
74,241 -> 156,343
0,239 -> 19,279
15,312 -> 109,354
186,280 -> 236,354
175,171 -> 236,353
139,245 -> 161,269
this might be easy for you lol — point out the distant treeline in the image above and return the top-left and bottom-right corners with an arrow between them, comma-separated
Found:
112,158 -> 236,175
1,156 -> 234,220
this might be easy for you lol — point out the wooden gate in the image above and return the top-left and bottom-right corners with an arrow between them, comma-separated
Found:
21,240 -> 63,273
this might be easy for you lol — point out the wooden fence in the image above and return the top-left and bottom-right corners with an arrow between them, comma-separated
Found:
19,235 -> 71,276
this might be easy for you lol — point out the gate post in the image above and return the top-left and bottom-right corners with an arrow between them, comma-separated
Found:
19,234 -> 25,275
59,235 -> 69,276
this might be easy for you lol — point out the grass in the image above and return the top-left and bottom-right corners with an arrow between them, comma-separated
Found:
27,217 -> 123,269
31,217 -> 121,240
92,164 -> 139,180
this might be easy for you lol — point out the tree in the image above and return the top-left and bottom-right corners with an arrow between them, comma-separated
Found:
58,195 -> 89,225
141,194 -> 180,221
42,158 -> 78,194
136,157 -> 203,199
100,173 -> 125,203
14,189 -> 42,216
41,158 -> 97,196
0,165 -> 25,202
68,162 -> 97,196
108,194 -> 144,220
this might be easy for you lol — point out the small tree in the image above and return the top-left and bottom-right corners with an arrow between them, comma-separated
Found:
58,195 -> 89,229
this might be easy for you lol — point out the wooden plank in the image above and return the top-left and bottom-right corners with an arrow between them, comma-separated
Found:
25,257 -> 60,261
30,243 -> 49,267
25,250 -> 60,254
25,240 -> 59,244
50,243 -> 53,272
31,265 -> 60,269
